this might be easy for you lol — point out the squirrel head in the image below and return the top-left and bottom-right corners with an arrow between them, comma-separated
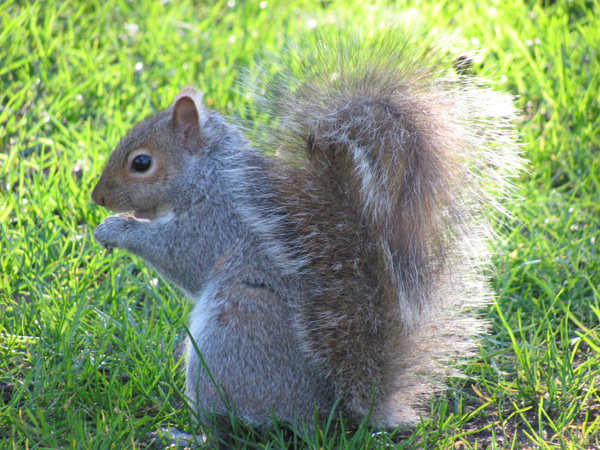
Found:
91,87 -> 207,220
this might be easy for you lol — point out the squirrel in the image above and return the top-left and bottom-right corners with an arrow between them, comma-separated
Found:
91,27 -> 522,436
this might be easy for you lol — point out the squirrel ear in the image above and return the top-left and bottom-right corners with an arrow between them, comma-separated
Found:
171,87 -> 205,151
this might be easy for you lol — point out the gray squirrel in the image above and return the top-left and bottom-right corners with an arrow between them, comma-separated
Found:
91,27 -> 522,436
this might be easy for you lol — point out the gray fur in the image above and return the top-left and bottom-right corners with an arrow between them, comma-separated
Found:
92,26 -> 522,433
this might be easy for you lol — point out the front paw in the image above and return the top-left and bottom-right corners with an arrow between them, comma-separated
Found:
93,214 -> 135,250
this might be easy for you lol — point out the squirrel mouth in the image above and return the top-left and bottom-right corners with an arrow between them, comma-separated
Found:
131,207 -> 173,222
132,209 -> 154,220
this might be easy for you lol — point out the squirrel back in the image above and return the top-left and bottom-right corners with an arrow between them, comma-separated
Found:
235,28 -> 521,425
92,26 -> 522,430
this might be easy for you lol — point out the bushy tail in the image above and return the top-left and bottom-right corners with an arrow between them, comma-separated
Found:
248,25 -> 522,426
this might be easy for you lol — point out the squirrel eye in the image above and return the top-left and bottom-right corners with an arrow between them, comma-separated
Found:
131,155 -> 152,172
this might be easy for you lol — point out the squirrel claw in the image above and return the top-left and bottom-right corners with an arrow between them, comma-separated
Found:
93,214 -> 130,251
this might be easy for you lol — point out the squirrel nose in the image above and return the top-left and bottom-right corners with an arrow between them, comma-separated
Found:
91,188 -> 105,206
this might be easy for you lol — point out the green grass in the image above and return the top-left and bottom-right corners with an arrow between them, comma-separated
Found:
1,0 -> 598,448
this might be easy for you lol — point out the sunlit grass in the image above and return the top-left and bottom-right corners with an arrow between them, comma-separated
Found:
1,0 -> 598,448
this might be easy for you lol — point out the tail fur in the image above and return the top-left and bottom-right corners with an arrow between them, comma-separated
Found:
246,26 -> 522,426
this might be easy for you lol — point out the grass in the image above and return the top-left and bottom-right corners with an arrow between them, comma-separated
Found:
1,0 -> 598,448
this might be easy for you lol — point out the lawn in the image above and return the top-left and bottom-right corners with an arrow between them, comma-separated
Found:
1,0 -> 599,448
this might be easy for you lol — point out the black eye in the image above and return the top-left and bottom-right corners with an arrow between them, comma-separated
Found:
131,155 -> 152,172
